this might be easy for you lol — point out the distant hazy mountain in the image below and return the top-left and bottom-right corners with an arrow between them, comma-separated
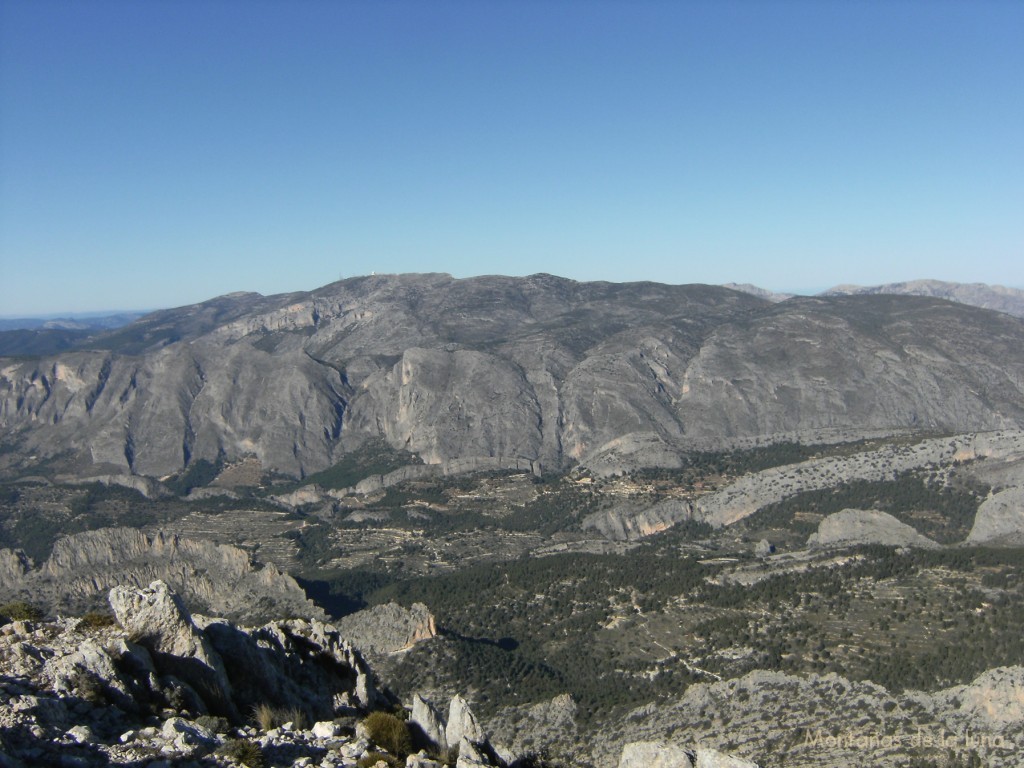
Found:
0,311 -> 147,332
2,273 -> 1024,480
0,312 -> 150,356
821,279 -> 1024,318
722,283 -> 795,302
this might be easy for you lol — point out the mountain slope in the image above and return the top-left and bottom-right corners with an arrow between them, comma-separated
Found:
822,278 -> 1024,318
2,273 -> 1023,480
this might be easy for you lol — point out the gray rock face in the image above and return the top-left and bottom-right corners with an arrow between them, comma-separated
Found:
583,498 -> 695,541
808,509 -> 940,550
966,486 -> 1024,545
335,602 -> 437,657
446,694 -> 486,750
933,665 -> 1024,730
109,580 -> 237,719
4,274 -> 1023,481
0,527 -> 321,623
201,615 -> 381,718
411,693 -> 448,752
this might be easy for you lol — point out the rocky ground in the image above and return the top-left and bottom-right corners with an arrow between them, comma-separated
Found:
0,581 -> 762,768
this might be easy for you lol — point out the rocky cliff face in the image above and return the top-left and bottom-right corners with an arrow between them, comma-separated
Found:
0,527 -> 321,622
334,602 -> 437,658
3,274 -> 1024,481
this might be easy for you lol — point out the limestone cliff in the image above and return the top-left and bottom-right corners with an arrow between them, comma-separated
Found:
0,527 -> 321,622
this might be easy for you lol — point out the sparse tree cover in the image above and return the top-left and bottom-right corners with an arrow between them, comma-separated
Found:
743,471 -> 989,543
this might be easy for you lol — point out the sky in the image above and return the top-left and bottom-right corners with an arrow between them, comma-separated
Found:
1,1 -> 1022,316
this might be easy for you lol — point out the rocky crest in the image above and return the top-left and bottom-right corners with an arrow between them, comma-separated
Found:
0,581 -> 589,768
0,580 -> 386,766
3,274 -> 1024,481
0,527 -> 321,623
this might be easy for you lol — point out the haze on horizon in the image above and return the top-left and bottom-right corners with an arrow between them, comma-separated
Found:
1,1 -> 1022,316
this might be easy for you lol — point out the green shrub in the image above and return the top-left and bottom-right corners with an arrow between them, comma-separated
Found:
217,738 -> 265,767
0,600 -> 43,622
195,714 -> 229,733
362,711 -> 412,758
78,610 -> 117,630
357,752 -> 402,768
69,668 -> 107,704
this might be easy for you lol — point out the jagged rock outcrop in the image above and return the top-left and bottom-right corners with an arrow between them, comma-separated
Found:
966,486 -> 1024,545
446,693 -> 486,747
807,509 -> 940,550
4,274 -> 1024,482
0,581 -> 398,766
336,602 -> 437,657
0,527 -> 322,622
200,615 -> 382,718
110,580 -> 238,719
411,693 -> 449,752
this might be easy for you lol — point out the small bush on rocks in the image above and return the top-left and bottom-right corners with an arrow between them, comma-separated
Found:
217,738 -> 265,768
356,752 -> 401,768
69,668 -> 107,704
195,715 -> 229,734
362,711 -> 412,758
252,703 -> 308,732
77,611 -> 117,630
253,703 -> 277,732
0,600 -> 42,622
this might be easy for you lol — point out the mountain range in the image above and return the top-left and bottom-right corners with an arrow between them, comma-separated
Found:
2,273 -> 1024,482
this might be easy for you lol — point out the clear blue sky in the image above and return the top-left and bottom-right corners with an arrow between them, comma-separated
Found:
1,0 -> 1021,315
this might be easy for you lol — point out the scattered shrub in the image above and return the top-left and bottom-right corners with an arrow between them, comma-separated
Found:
283,706 -> 308,730
195,714 -> 229,734
77,611 -> 117,630
356,752 -> 401,768
509,750 -> 565,768
217,738 -> 265,768
0,600 -> 43,622
69,668 -> 107,704
253,702 -> 277,732
362,711 -> 412,758
251,703 -> 308,732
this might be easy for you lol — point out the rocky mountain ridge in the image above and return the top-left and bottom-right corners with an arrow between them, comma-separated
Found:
3,274 -> 1024,483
